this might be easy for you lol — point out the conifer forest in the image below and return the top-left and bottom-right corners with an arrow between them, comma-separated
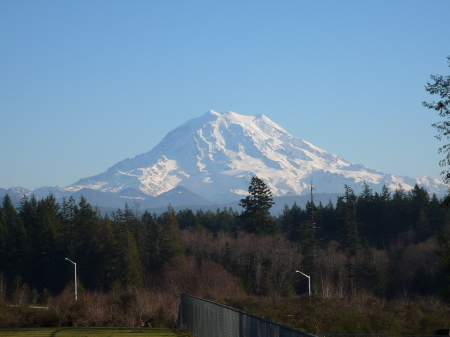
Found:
1,180 -> 450,333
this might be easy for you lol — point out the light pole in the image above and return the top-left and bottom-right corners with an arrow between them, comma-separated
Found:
65,258 -> 77,301
295,270 -> 311,297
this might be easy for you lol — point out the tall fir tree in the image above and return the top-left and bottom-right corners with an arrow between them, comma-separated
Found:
158,205 -> 185,265
338,185 -> 361,291
141,211 -> 162,272
34,195 -> 63,291
339,185 -> 360,256
111,206 -> 143,289
302,199 -> 319,270
239,176 -> 276,235
423,55 -> 450,183
372,185 -> 392,248
409,184 -> 431,242
390,184 -> 410,240
2,194 -> 29,280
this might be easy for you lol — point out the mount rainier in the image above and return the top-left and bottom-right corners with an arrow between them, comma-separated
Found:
3,111 -> 448,206
66,110 -> 446,201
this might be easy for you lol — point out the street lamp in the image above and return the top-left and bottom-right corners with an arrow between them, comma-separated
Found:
295,270 -> 311,297
65,258 -> 77,301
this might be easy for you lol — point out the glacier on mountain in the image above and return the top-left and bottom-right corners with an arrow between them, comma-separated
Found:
60,110 -> 447,202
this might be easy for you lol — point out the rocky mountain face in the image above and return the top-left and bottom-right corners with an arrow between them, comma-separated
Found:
3,110 -> 447,208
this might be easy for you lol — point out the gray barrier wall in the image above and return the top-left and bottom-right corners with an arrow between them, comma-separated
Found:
178,294 -> 317,337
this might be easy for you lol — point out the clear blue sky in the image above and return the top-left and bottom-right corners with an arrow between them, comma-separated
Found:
1,0 -> 449,190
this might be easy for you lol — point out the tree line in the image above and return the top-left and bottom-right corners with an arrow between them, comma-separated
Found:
0,177 -> 449,302
0,194 -> 186,297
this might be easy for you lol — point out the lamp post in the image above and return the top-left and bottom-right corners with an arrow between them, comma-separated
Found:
295,270 -> 311,297
65,258 -> 77,301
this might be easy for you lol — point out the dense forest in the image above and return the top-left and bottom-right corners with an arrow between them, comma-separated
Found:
1,180 -> 449,299
1,180 -> 450,331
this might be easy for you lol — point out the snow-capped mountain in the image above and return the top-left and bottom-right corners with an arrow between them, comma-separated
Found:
60,110 -> 447,203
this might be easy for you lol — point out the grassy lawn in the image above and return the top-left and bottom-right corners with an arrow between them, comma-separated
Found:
0,328 -> 187,337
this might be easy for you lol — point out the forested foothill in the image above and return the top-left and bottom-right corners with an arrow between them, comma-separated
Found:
1,177 -> 450,333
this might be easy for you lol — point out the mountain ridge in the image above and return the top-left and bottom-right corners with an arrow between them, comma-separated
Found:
2,110 -> 447,205
66,110 -> 446,201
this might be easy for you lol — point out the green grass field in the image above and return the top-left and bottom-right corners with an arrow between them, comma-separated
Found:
0,328 -> 187,337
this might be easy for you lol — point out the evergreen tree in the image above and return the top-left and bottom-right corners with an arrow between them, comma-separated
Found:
60,196 -> 117,291
390,184 -> 410,238
429,193 -> 448,237
338,185 -> 361,290
423,56 -> 450,296
301,199 -> 320,270
423,55 -> 450,183
280,204 -> 293,235
339,185 -> 360,255
280,202 -> 306,241
239,176 -> 276,234
356,183 -> 375,243
176,208 -> 199,230
141,211 -> 162,271
409,184 -> 431,241
111,206 -> 143,289
373,185 -> 392,248
158,205 -> 185,265
122,203 -> 149,274
19,195 -> 38,235
87,214 -> 116,291
59,196 -> 77,258
33,195 -> 63,291
196,209 -> 217,232
60,196 -> 77,222
2,194 -> 29,279
215,207 -> 238,232
121,231 -> 143,288
318,199 -> 337,241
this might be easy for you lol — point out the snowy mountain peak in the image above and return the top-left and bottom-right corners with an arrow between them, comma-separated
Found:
65,111 -> 448,202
